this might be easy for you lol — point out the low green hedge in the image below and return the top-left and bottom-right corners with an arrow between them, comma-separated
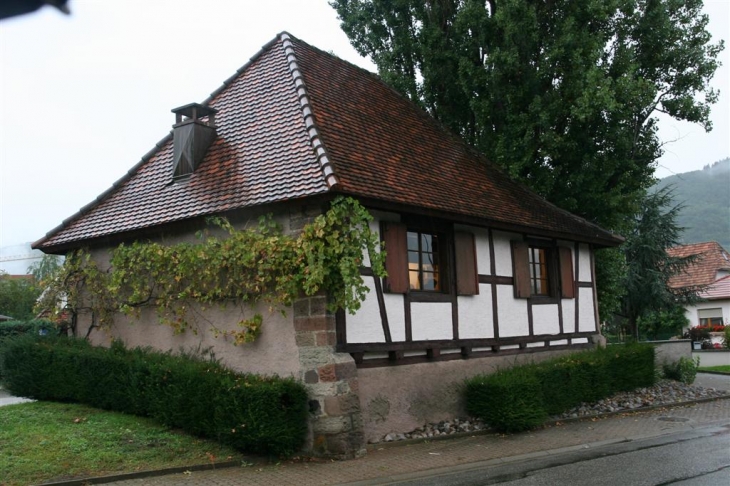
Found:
465,344 -> 655,433
0,336 -> 308,456
0,319 -> 55,342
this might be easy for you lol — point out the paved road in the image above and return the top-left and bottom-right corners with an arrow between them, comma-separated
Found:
373,423 -> 730,485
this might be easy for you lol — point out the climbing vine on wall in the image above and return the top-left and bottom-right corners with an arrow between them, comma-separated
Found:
38,197 -> 386,344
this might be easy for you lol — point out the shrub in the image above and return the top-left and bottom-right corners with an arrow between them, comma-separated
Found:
465,365 -> 547,433
663,356 -> 700,384
0,319 -> 55,342
0,336 -> 308,456
465,344 -> 655,433
724,327 -> 730,350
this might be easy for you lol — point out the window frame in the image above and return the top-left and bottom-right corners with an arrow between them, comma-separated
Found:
407,229 -> 444,293
381,219 -> 478,296
512,239 -> 574,301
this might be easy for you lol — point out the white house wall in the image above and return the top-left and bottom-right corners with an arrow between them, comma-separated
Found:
411,303 -> 453,340
343,218 -> 601,355
683,300 -> 730,328
458,284 -> 494,339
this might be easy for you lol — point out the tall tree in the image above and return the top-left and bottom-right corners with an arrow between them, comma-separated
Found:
619,187 -> 701,339
0,273 -> 40,321
331,0 -> 723,231
27,254 -> 64,287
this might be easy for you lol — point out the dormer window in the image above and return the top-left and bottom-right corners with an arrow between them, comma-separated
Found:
171,103 -> 217,179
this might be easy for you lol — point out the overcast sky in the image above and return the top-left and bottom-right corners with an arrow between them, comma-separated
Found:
1,0 -> 728,248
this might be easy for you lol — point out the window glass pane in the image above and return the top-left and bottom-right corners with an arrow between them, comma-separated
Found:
421,234 -> 432,252
409,270 -> 420,290
423,272 -> 436,291
408,250 -> 419,264
407,232 -> 419,251
407,230 -> 442,292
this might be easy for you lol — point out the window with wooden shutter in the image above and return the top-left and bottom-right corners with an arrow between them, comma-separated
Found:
454,232 -> 478,295
382,222 -> 408,293
512,241 -> 531,298
558,246 -> 575,299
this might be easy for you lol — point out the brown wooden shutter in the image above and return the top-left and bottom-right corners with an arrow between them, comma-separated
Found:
511,241 -> 531,298
382,222 -> 408,293
558,246 -> 575,299
454,232 -> 478,295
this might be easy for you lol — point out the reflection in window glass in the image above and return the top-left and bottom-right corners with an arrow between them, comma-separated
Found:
528,247 -> 550,296
407,231 -> 440,291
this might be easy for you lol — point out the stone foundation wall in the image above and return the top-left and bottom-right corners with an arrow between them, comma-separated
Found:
293,294 -> 365,458
356,346 -> 592,443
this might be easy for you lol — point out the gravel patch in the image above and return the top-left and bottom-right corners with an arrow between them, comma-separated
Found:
371,380 -> 729,444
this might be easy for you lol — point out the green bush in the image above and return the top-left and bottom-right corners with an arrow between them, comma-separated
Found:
0,319 -> 55,342
465,344 -> 655,433
465,365 -> 547,433
663,356 -> 700,384
0,336 -> 308,456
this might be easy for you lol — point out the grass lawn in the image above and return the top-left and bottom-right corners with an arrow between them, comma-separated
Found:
0,401 -> 245,486
698,365 -> 730,374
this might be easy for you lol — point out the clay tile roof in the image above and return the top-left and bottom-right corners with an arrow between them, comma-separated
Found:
698,275 -> 730,300
667,241 -> 730,288
34,33 -> 621,252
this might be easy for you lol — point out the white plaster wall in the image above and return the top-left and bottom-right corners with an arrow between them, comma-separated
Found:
346,277 -> 386,343
492,231 -> 520,276
578,243 -> 592,282
496,284 -> 529,336
385,294 -> 407,341
578,287 -> 597,332
532,304 -> 560,335
458,284 -> 494,339
562,298 -> 576,333
683,300 -> 730,328
411,303 -> 453,340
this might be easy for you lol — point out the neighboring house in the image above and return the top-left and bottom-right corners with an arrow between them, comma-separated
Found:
668,241 -> 730,327
33,33 -> 621,456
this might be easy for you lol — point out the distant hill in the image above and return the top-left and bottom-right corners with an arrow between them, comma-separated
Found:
655,157 -> 730,250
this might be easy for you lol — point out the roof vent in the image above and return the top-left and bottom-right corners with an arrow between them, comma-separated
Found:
171,103 -> 217,179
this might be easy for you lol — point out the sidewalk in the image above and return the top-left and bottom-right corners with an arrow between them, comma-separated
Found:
99,396 -> 730,486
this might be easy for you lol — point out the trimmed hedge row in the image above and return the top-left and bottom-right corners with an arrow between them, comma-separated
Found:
0,319 -> 55,342
0,336 -> 308,456
465,344 -> 655,433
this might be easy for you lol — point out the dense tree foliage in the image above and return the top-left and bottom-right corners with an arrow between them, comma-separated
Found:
655,157 -> 730,249
0,273 -> 40,321
332,0 -> 723,232
618,187 -> 702,339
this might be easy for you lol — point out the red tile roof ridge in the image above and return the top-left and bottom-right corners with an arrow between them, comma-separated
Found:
280,33 -> 338,188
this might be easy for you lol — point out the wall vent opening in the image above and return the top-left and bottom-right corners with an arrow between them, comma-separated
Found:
171,103 -> 217,179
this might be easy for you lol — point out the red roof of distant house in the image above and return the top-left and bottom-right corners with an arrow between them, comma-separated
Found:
667,241 -> 730,288
698,275 -> 730,300
34,33 -> 621,252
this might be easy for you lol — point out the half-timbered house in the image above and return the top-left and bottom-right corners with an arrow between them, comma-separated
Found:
34,33 -> 622,456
